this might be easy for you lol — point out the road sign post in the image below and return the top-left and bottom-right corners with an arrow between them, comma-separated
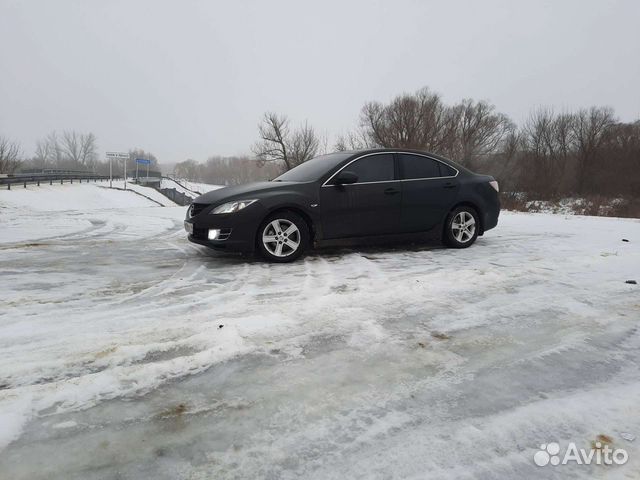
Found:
135,158 -> 151,184
106,152 -> 130,189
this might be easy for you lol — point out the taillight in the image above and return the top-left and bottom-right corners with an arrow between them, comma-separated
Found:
489,180 -> 499,192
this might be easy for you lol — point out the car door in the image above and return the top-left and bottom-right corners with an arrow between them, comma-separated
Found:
319,153 -> 401,239
398,153 -> 460,232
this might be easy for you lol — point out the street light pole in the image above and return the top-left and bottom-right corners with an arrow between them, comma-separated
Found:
109,157 -> 112,188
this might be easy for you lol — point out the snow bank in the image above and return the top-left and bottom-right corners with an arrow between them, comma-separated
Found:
0,182 -> 157,211
0,182 -> 182,244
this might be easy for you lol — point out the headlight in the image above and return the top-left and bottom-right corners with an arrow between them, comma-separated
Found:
210,199 -> 257,214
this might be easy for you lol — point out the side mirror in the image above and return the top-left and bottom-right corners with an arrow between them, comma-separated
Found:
334,171 -> 358,185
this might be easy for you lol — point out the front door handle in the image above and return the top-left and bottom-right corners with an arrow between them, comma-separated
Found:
384,187 -> 400,195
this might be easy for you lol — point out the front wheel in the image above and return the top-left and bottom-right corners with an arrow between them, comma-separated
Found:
443,206 -> 479,248
256,211 -> 309,262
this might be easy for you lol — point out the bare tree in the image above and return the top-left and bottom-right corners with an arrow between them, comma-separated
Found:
334,129 -> 374,151
483,129 -> 523,191
346,86 -> 639,201
34,131 -> 64,167
173,159 -> 200,181
60,131 -> 98,169
357,89 -> 515,171
600,120 -> 640,197
253,113 -> 291,169
519,109 -> 576,196
172,156 -> 282,185
0,136 -> 22,174
288,121 -> 320,167
34,138 -> 54,168
202,156 -> 282,185
572,107 -> 615,194
359,87 -> 453,151
252,112 -> 320,171
448,99 -> 515,169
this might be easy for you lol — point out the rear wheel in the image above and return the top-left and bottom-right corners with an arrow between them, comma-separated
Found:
257,211 -> 309,262
443,206 -> 479,248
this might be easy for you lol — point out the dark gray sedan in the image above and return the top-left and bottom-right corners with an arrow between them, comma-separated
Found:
185,149 -> 500,262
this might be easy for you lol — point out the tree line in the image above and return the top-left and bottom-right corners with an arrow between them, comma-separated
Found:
332,87 -> 639,199
190,86 -> 637,198
3,86 -> 638,201
0,130 -> 159,176
173,156 -> 282,185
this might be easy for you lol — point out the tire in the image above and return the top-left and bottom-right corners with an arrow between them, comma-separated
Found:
443,206 -> 479,248
256,211 -> 310,263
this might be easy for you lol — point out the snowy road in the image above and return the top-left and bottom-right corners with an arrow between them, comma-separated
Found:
1,184 -> 639,479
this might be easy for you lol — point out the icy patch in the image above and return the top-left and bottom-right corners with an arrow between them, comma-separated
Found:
51,420 -> 77,429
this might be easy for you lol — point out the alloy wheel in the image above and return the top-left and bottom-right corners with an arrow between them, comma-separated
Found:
451,211 -> 476,243
262,219 -> 301,258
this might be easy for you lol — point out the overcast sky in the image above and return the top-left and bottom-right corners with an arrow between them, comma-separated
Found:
1,0 -> 639,164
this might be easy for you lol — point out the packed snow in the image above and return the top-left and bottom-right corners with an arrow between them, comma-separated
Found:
0,182 -> 174,244
0,183 -> 639,479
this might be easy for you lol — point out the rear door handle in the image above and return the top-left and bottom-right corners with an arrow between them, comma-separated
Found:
384,187 -> 400,195
443,182 -> 457,189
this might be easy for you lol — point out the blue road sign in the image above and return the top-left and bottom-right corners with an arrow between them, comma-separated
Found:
136,158 -> 151,165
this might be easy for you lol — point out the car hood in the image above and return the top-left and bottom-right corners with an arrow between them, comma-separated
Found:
193,181 -> 291,205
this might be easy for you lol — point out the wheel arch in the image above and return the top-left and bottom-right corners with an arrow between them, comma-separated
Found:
263,206 -> 316,241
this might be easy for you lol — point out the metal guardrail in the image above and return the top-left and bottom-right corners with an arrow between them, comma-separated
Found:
0,172 -> 201,209
0,174 -> 119,190
17,169 -> 99,176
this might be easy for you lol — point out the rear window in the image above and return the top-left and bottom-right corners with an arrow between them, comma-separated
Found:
439,163 -> 457,177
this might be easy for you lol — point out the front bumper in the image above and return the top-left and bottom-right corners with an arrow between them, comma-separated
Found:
187,233 -> 252,252
184,203 -> 268,253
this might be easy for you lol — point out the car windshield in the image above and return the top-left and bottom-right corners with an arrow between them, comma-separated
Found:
273,152 -> 352,182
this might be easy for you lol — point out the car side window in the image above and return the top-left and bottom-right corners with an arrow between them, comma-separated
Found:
399,153 -> 444,179
335,154 -> 395,184
439,163 -> 457,177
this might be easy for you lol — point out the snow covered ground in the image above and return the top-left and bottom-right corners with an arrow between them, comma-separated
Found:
1,183 -> 639,479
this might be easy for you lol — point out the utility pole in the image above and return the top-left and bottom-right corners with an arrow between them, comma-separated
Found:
109,157 -> 112,188
123,157 -> 127,190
